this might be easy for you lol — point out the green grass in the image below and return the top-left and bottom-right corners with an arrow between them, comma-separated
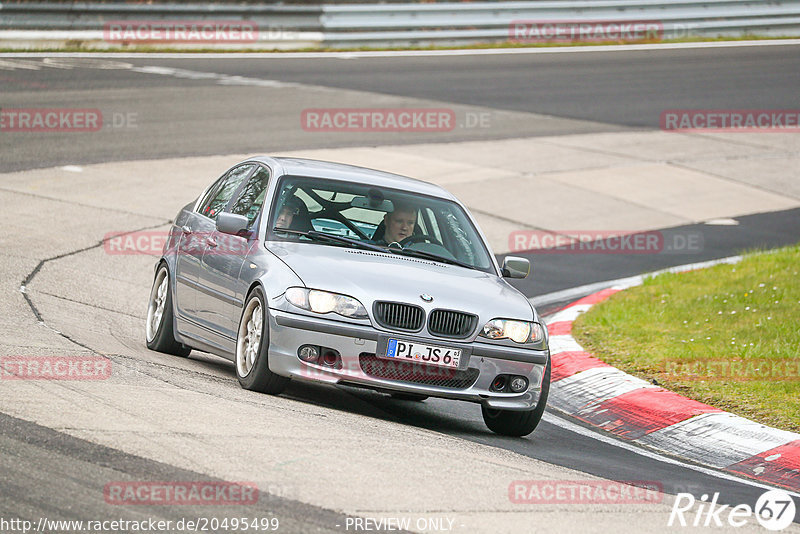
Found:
572,245 -> 800,432
2,35 -> 797,54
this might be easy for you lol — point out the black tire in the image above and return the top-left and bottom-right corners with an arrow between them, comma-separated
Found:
482,357 -> 551,437
390,393 -> 429,402
235,287 -> 289,395
145,264 -> 191,357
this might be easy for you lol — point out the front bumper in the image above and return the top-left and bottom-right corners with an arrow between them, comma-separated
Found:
269,309 -> 549,410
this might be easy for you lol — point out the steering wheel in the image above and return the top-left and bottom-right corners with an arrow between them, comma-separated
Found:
399,235 -> 443,247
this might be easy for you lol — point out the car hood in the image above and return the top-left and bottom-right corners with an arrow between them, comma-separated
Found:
267,242 -> 536,323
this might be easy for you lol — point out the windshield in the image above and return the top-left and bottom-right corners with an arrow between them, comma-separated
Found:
267,175 -> 496,274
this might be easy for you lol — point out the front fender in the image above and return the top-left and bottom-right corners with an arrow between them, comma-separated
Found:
238,245 -> 305,308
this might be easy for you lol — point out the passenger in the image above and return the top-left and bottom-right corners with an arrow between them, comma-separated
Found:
274,197 -> 301,230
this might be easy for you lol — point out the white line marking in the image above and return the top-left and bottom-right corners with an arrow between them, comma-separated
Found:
545,303 -> 593,323
2,39 -> 800,59
533,254 -> 743,309
0,58 -> 43,70
705,218 -> 740,225
128,65 -> 298,88
542,411 -> 800,497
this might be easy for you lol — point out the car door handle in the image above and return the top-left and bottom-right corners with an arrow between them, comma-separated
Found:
181,225 -> 192,234
206,238 -> 217,247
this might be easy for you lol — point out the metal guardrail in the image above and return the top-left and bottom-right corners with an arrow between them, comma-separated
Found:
1,0 -> 800,49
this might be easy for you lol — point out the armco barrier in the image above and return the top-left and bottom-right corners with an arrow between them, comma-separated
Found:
1,0 -> 800,49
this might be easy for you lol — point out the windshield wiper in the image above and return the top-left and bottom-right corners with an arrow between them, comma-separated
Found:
388,247 -> 475,270
274,227 -> 476,270
273,228 -> 389,253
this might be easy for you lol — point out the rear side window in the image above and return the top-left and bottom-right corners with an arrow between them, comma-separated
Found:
230,166 -> 271,227
198,164 -> 254,220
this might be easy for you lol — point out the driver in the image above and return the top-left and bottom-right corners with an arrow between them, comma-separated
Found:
380,201 -> 418,246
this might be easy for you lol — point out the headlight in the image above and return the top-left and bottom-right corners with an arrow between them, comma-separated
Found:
285,287 -> 368,319
480,319 -> 544,344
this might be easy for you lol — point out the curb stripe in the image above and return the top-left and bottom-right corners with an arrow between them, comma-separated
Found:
543,411 -> 799,496
726,440 -> 800,489
637,412 -> 800,471
550,351 -> 609,382
542,264 -> 800,491
546,320 -> 572,336
573,388 -> 721,440
550,366 -> 657,415
569,287 -> 621,307
549,334 -> 584,355
545,304 -> 592,324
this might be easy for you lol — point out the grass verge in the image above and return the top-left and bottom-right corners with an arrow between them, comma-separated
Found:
1,35 -> 798,54
572,245 -> 800,432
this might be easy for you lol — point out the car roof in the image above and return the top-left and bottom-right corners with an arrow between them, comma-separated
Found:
246,156 -> 457,201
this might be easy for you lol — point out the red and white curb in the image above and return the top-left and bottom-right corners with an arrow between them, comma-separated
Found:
542,265 -> 800,493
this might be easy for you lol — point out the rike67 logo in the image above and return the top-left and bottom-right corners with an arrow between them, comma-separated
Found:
669,489 -> 797,531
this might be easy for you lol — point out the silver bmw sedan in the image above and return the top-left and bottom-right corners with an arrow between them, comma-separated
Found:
146,157 -> 550,436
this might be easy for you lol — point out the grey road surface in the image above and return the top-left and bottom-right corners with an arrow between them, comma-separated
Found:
2,45 -> 800,172
1,46 -> 799,532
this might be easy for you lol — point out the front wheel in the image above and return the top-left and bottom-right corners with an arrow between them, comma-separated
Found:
145,265 -> 191,357
482,358 -> 550,437
236,287 -> 289,395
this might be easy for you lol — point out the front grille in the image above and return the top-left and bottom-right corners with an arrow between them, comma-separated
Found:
359,353 -> 480,389
373,301 -> 424,332
428,309 -> 477,338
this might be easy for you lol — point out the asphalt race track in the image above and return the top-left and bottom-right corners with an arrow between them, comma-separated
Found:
2,44 -> 799,532
4,45 -> 800,172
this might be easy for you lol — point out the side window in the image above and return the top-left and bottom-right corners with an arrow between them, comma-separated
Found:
196,177 -> 223,215
230,166 -> 270,227
199,164 -> 254,220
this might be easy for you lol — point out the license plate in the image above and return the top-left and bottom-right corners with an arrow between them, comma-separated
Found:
384,338 -> 461,369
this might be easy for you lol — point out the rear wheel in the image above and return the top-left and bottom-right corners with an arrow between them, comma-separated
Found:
145,265 -> 191,357
482,358 -> 550,437
236,287 -> 289,394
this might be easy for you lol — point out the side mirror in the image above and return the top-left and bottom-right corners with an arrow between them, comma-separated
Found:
501,256 -> 530,279
216,212 -> 250,236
